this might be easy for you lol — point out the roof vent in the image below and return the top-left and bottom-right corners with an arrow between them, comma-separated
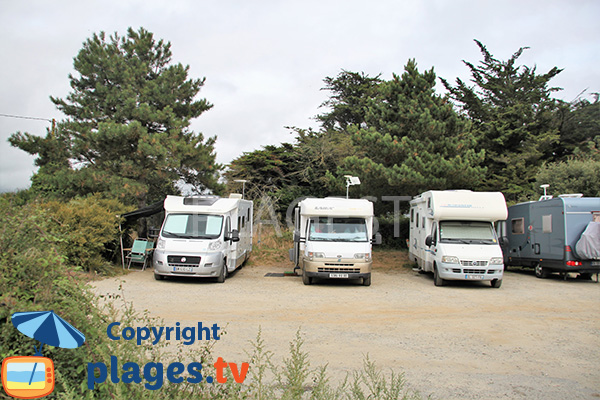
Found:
558,194 -> 583,198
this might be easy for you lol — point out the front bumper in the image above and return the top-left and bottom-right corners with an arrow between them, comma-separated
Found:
437,262 -> 503,281
153,250 -> 224,278
303,259 -> 371,280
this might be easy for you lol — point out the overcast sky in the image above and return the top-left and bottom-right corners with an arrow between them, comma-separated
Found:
1,0 -> 599,193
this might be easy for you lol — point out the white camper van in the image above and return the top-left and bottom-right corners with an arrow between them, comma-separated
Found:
153,195 -> 253,282
409,190 -> 507,288
290,197 -> 379,286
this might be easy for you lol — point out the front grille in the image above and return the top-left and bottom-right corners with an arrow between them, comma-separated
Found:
324,263 -> 355,267
463,269 -> 487,274
460,260 -> 488,267
167,255 -> 201,267
319,267 -> 361,273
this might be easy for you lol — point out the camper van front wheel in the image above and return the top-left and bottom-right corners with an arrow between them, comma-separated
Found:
302,269 -> 312,285
362,274 -> 371,286
217,261 -> 228,283
491,279 -> 502,288
433,265 -> 446,287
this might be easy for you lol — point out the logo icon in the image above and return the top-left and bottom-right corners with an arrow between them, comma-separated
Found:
2,311 -> 85,399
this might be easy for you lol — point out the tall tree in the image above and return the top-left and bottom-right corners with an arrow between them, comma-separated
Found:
343,60 -> 486,204
555,93 -> 600,158
225,129 -> 353,213
317,70 -> 382,132
441,40 -> 563,202
10,27 -> 221,205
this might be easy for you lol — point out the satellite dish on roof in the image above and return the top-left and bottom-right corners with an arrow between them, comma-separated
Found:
343,176 -> 361,199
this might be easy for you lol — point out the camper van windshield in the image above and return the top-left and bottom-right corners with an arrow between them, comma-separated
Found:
308,217 -> 368,242
162,214 -> 223,239
439,221 -> 497,244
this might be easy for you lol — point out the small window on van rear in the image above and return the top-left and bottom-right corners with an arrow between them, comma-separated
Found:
543,215 -> 552,233
511,218 -> 525,234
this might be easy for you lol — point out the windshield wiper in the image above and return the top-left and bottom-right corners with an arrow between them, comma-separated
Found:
163,230 -> 187,238
443,238 -> 471,244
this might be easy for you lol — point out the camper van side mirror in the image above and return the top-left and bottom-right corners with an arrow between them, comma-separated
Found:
372,232 -> 382,245
293,231 -> 303,243
226,229 -> 240,243
425,235 -> 433,247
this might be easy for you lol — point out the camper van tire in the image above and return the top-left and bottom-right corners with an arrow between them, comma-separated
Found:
302,269 -> 312,285
154,273 -> 165,281
534,264 -> 550,279
362,274 -> 372,286
491,279 -> 502,288
433,265 -> 446,287
217,261 -> 228,283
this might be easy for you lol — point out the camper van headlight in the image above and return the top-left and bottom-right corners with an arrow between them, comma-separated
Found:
489,257 -> 503,265
441,256 -> 459,264
157,239 -> 166,250
354,253 -> 371,262
209,240 -> 222,251
308,252 -> 325,261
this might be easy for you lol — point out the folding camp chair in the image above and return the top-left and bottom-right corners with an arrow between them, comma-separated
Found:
126,239 -> 150,270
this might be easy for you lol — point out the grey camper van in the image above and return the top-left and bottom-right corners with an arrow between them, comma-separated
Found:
499,195 -> 600,279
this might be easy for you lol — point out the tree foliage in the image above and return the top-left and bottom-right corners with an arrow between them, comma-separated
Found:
317,70 -> 382,132
225,129 -> 353,213
344,60 -> 486,201
441,40 -> 563,202
10,27 -> 222,206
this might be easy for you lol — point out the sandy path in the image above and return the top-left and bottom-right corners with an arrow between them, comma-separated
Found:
91,263 -> 600,399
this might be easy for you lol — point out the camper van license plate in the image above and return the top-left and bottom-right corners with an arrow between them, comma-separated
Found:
592,261 -> 600,266
174,266 -> 194,272
329,273 -> 349,278
465,275 -> 484,280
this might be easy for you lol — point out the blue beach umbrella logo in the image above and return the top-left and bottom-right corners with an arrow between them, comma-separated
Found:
1,311 -> 86,399
10,311 -> 86,355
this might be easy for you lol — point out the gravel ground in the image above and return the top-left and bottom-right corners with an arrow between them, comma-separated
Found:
91,262 -> 600,399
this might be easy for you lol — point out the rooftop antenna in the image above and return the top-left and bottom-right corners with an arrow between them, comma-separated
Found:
539,184 -> 553,201
344,175 -> 360,199
234,179 -> 248,199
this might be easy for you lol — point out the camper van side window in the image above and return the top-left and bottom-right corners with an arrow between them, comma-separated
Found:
410,209 -> 414,224
511,218 -> 525,235
543,215 -> 552,233
427,198 -> 431,209
416,213 -> 419,228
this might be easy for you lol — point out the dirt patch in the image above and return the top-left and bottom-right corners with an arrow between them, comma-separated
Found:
91,258 -> 600,399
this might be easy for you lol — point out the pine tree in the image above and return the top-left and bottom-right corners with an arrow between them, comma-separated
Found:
343,60 -> 485,201
10,27 -> 221,205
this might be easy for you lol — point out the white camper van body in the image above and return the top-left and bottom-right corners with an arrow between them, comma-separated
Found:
153,195 -> 252,281
291,197 -> 376,286
409,190 -> 507,287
